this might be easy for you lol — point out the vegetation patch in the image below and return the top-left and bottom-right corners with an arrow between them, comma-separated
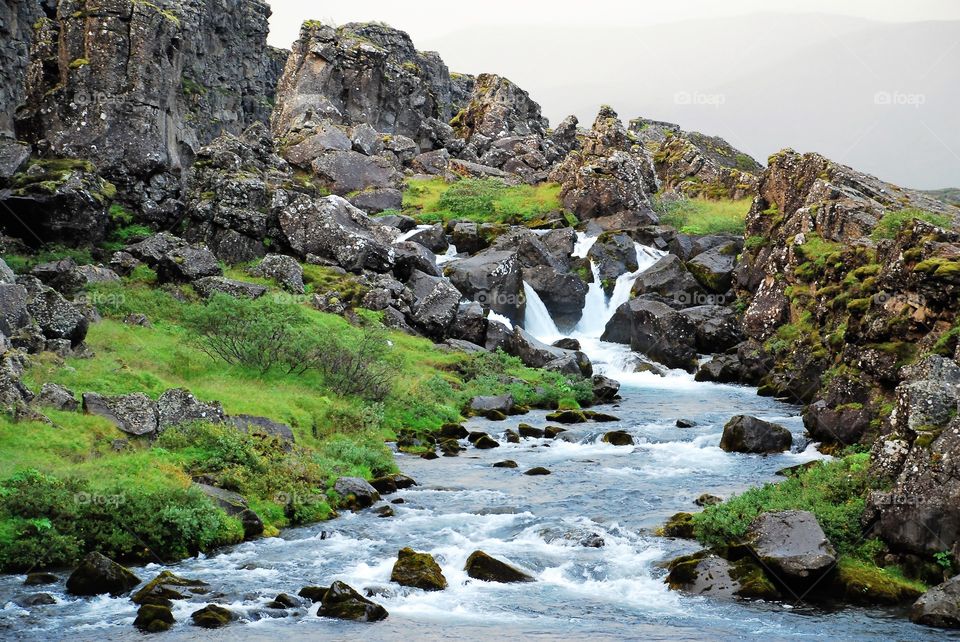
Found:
654,195 -> 752,235
402,177 -> 566,226
871,208 -> 954,240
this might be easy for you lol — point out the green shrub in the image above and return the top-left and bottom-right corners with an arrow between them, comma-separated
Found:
655,195 -> 751,235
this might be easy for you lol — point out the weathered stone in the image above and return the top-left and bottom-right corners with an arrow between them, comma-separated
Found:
390,548 -> 447,591
912,574 -> 960,629
193,276 -> 267,300
745,511 -> 837,585
464,550 -> 534,583
194,483 -> 264,538
249,254 -> 305,294
317,581 -> 388,622
191,604 -> 235,629
333,477 -> 381,511
34,383 -> 78,411
82,392 -> 159,437
720,415 -> 792,454
66,552 -> 140,597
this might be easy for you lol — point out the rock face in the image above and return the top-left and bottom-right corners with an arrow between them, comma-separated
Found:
602,298 -> 698,372
445,249 -> 523,323
16,0 -> 286,221
912,574 -> 960,629
630,118 -> 762,200
390,548 -> 447,591
745,511 -> 837,586
720,415 -> 792,454
0,0 -> 45,138
318,581 -> 388,622
82,392 -> 159,437
464,550 -> 534,583
66,552 -> 141,596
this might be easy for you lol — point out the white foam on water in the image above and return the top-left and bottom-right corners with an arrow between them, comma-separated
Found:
487,310 -> 514,329
393,224 -> 433,244
436,243 -> 459,265
521,281 -> 561,341
572,231 -> 599,259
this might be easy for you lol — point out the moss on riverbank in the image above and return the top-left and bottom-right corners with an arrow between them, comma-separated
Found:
0,264 -> 590,572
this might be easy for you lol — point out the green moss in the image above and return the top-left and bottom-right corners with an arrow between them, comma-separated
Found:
832,557 -> 926,604
403,177 -> 565,226
69,58 -> 90,69
658,512 -> 695,538
871,208 -> 954,240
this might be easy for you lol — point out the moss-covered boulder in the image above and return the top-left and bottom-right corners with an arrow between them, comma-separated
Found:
584,410 -> 620,422
134,603 -> 175,633
544,425 -> 567,438
318,581 -> 388,621
830,558 -> 925,605
659,512 -> 696,539
666,551 -> 779,600
390,548 -> 447,591
545,409 -> 587,424
132,570 -> 209,606
601,430 -> 634,446
523,467 -> 551,476
65,552 -> 141,597
518,423 -> 545,438
298,586 -> 329,602
439,423 -> 469,439
464,551 -> 535,583
191,604 -> 235,629
493,460 -> 518,468
333,476 -> 381,511
473,434 -> 501,449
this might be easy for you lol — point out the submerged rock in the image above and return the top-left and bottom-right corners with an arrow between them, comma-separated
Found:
720,415 -> 792,454
545,409 -> 587,424
318,581 -> 389,621
390,548 -> 447,591
493,460 -> 518,468
464,551 -> 535,583
191,604 -> 235,629
66,552 -> 140,597
298,586 -> 329,603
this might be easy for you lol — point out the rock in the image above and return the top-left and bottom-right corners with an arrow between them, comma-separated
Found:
134,604 -> 175,633
439,423 -> 469,439
474,434 -> 501,449
191,604 -> 235,629
518,424 -> 545,439
695,494 -> 723,507
32,260 -> 120,296
411,149 -> 450,175
545,409 -> 587,424
544,426 -> 568,439
376,213 -> 417,233
393,242 -> 441,281
745,511 -> 836,587
511,327 -> 591,377
407,224 -> 449,254
13,593 -> 56,607
602,430 -> 634,446
660,512 -> 696,538
579,533 -> 605,548
592,375 -> 621,402
524,467 -> 551,476
464,551 -> 535,583
265,593 -> 302,609
65,552 -> 140,597
334,477 -> 381,511
298,586 -> 329,603
687,243 -> 738,294
156,245 -> 223,284
802,400 -> 872,446
602,298 -> 698,372
676,419 -> 697,428
439,439 -> 463,456
24,572 -> 58,586
82,392 -> 159,437
912,574 -> 960,629
227,414 -> 296,443
24,282 -> 89,346
522,267 -> 588,328
283,121 -> 352,164
0,140 -> 31,179
193,277 -> 269,300
375,505 -> 395,518
493,460 -> 518,468
720,415 -> 792,454
445,249 -> 523,322
666,552 -> 779,600
133,571 -> 208,606
584,411 -> 620,422
194,484 -> 264,538
469,394 -> 514,417
157,388 -> 225,432
631,255 -> 705,307
311,150 -> 401,195
249,254 -> 305,294
280,195 -> 396,272
678,305 -> 744,354
406,269 -> 461,339
0,283 -> 30,337
317,581 -> 388,622
390,548 -> 447,591
34,383 -> 78,411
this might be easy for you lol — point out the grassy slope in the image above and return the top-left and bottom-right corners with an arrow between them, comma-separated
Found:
402,177 -> 570,226
656,195 -> 753,236
0,263 -> 591,571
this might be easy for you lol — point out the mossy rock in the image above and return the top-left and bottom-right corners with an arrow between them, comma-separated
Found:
190,604 -> 234,629
439,423 -> 468,439
544,425 -> 567,438
584,410 -> 620,422
659,512 -> 696,538
318,581 -> 388,621
298,586 -> 329,602
829,559 -> 926,605
485,410 -> 507,421
523,467 -> 551,476
390,547 -> 447,591
132,570 -> 209,605
545,409 -> 587,424
134,604 -> 175,633
493,460 -> 518,468
601,430 -> 634,446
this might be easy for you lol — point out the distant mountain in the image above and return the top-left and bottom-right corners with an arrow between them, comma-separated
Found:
924,188 -> 960,207
420,13 -> 960,190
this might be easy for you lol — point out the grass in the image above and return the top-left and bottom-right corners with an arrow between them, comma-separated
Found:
0,265 -> 591,571
402,177 -> 567,226
871,208 -> 954,240
655,195 -> 752,235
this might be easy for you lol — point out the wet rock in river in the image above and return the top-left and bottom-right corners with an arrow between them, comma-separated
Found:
13,593 -> 56,607
676,418 -> 697,428
298,586 -> 329,603
464,551 -> 535,583
493,460 -> 518,468
135,603 -> 175,633
518,423 -> 545,439
318,581 -> 389,621
601,430 -> 634,446
439,423 -> 469,439
720,415 -> 792,454
695,494 -> 723,507
912,574 -> 960,629
66,552 -> 141,597
545,409 -> 587,424
504,429 -> 520,443
265,593 -> 302,609
667,552 -> 779,600
391,547 -> 448,591
745,511 -> 836,587
132,570 -> 209,606
474,434 -> 501,449
333,477 -> 381,511
524,467 -> 551,476
191,604 -> 235,629
544,426 -> 567,439
24,572 -> 58,586
659,512 -> 695,539
585,410 -> 620,422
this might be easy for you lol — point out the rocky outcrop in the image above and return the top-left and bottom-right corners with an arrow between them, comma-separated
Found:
0,0 -> 46,137
912,574 -> 960,629
16,0 -> 286,222
630,118 -> 762,200
602,298 -> 698,372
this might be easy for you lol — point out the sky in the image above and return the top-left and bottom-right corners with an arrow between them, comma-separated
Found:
265,1 -> 960,189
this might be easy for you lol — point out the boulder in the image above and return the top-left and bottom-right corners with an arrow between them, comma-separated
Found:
390,548 -> 447,591
592,375 -> 621,402
473,434 -> 500,449
464,551 -> 535,583
0,283 -> 30,337
445,249 -> 523,323
678,305 -> 744,354
407,224 -> 449,254
333,477 -> 381,511
631,255 -> 706,308
912,575 -> 960,629
65,552 -> 140,597
602,430 -> 634,446
469,395 -> 514,417
745,511 -> 837,585
134,604 -> 175,633
249,254 -> 305,294
34,383 -> 78,411
133,571 -> 209,606
686,243 -> 738,294
126,233 -> 189,266
23,283 -> 88,346
279,195 -> 396,273
82,393 -> 159,437
603,298 -> 699,372
193,277 -> 267,300
546,410 -> 587,424
317,581 -> 388,622
720,415 -> 792,454
666,552 -> 779,600
524,467 -> 552,476
311,150 -> 401,195
587,232 -> 639,291
298,586 -> 329,603
521,266 -> 588,328
411,149 -> 450,175
518,424 -> 545,439
191,604 -> 235,629
283,121 -> 352,164
393,242 -> 441,281
228,414 -> 295,443
511,327 -> 591,377
157,389 -> 225,432
24,572 -> 58,586
406,270 -> 461,339
493,460 -> 518,468
156,246 -> 222,283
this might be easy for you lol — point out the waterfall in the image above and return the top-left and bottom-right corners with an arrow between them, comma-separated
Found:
522,282 -> 561,341
394,224 -> 432,244
572,231 -> 599,259
436,243 -> 459,265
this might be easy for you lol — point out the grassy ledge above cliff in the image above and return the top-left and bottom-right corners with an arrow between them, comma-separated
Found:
0,262 -> 591,572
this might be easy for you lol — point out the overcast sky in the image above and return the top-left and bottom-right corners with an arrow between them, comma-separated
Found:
266,1 -> 960,189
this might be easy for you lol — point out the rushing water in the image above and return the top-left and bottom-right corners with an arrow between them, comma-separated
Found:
1,240 -> 956,641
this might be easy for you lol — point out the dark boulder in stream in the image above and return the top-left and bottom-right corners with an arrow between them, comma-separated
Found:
191,604 -> 235,629
720,416 -> 792,454
65,552 -> 140,597
464,551 -> 535,583
318,581 -> 389,621
390,547 -> 448,591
